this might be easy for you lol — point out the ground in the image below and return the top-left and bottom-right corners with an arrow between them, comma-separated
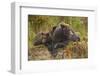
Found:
28,40 -> 88,60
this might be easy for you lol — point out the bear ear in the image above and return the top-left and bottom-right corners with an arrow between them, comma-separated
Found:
46,33 -> 49,36
60,22 -> 69,28
40,32 -> 44,35
60,24 -> 65,28
52,26 -> 57,32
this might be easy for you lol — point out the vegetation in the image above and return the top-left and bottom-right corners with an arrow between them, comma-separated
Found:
28,15 -> 88,60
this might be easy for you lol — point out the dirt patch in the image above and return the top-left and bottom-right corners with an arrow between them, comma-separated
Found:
28,41 -> 88,60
